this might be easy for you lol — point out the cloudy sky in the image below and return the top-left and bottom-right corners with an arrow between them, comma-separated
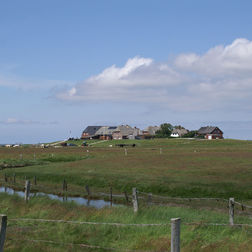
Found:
1,0 -> 252,143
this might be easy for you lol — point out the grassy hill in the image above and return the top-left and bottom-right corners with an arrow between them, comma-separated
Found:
0,138 -> 252,251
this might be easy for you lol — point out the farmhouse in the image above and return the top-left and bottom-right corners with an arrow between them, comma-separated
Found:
197,126 -> 223,139
145,126 -> 160,135
170,128 -> 188,137
95,126 -> 117,140
81,126 -> 102,139
112,125 -> 135,140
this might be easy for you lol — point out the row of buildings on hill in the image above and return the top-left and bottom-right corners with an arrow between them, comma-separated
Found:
81,125 -> 160,140
81,125 -> 223,140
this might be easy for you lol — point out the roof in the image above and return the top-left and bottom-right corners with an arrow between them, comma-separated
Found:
198,126 -> 222,134
95,126 -> 117,135
145,126 -> 160,135
114,125 -> 134,136
82,126 -> 102,136
172,128 -> 188,135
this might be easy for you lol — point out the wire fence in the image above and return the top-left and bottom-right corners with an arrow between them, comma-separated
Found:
1,176 -> 252,215
8,217 -> 252,228
3,216 -> 252,252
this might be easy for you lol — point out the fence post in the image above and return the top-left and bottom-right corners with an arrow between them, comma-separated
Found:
160,148 -> 162,155
63,180 -> 65,191
85,185 -> 91,197
132,188 -> 138,213
34,176 -> 37,185
4,174 -> 7,183
229,197 -> 234,225
0,215 -> 7,252
63,179 -> 67,192
124,191 -> 129,204
110,187 -> 113,207
148,193 -> 152,205
25,180 -> 30,202
13,173 -> 16,183
124,148 -> 127,156
171,218 -> 180,252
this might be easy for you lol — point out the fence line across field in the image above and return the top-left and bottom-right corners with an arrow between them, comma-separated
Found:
1,177 -> 252,212
8,218 -> 169,227
138,191 -> 229,202
2,214 -> 252,252
8,217 -> 252,228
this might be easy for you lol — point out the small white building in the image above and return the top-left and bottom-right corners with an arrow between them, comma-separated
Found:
170,128 -> 188,138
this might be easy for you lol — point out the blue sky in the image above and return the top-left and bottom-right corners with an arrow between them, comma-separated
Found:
1,0 -> 252,143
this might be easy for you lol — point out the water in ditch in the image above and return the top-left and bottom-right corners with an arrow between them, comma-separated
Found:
0,186 -> 120,208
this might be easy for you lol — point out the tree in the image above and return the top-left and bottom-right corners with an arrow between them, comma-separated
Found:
174,125 -> 185,130
183,130 -> 197,138
156,123 -> 173,138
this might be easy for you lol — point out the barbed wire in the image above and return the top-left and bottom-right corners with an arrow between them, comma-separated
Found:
8,218 -> 252,227
138,191 -> 229,202
234,200 -> 252,209
8,218 -> 168,227
183,222 -> 252,227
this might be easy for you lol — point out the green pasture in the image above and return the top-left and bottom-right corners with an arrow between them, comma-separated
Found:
0,138 -> 252,200
0,193 -> 251,252
0,138 -> 252,251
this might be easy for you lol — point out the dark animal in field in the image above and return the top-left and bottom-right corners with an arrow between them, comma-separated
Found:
116,144 -> 136,148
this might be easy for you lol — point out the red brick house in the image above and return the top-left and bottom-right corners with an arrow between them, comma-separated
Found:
197,126 -> 223,139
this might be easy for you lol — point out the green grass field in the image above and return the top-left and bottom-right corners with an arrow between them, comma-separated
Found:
1,194 -> 252,252
0,138 -> 252,251
1,138 -> 252,199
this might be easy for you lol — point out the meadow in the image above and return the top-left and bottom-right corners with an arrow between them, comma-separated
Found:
1,138 -> 252,199
0,138 -> 252,251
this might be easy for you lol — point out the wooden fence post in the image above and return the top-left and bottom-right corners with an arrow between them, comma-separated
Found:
124,148 -> 127,156
229,197 -> 234,225
0,215 -> 7,252
160,148 -> 162,155
124,191 -> 129,204
34,176 -> 37,185
25,180 -> 30,202
4,174 -> 7,183
62,180 -> 65,191
132,188 -> 138,213
171,218 -> 180,252
148,193 -> 152,205
110,187 -> 113,207
63,179 -> 67,192
85,185 -> 91,197
13,173 -> 16,183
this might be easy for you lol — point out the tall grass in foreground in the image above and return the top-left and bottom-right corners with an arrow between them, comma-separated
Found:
1,193 -> 251,251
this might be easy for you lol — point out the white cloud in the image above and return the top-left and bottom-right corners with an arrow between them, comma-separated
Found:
57,39 -> 252,112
